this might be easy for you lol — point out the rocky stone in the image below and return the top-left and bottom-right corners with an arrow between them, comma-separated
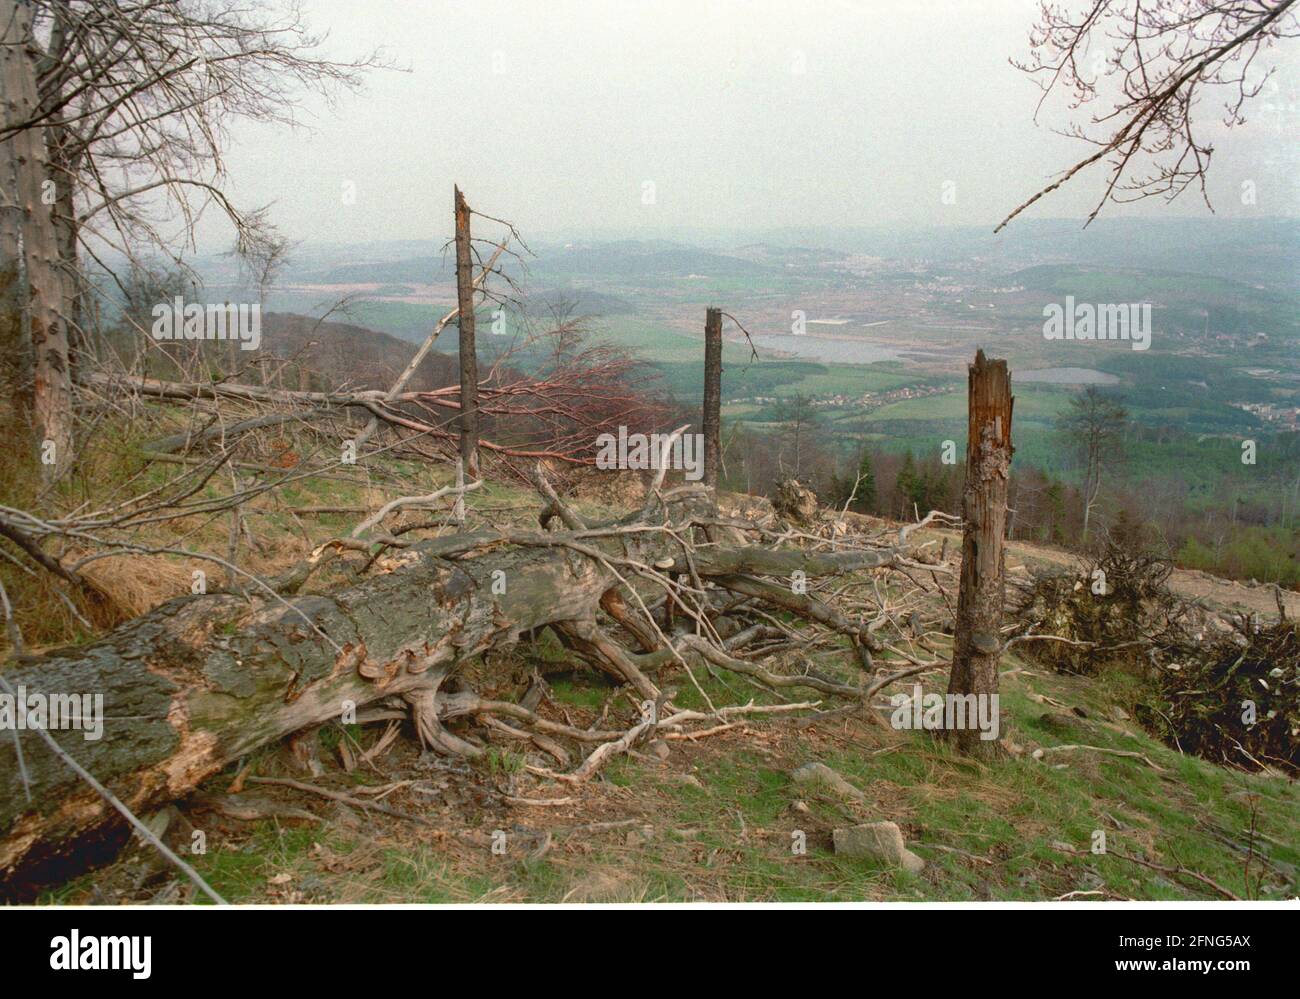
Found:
624,824 -> 655,847
1038,710 -> 1088,735
833,821 -> 925,872
791,762 -> 867,801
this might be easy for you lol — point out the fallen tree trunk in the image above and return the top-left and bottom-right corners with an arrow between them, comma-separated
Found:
0,488 -> 707,894
0,484 -> 933,896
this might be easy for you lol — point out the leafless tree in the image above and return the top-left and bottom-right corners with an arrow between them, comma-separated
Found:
1,0 -> 389,472
998,0 -> 1298,231
772,393 -> 820,479
1057,385 -> 1129,542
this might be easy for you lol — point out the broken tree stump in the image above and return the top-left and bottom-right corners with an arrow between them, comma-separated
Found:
946,349 -> 1013,757
454,184 -> 480,480
702,306 -> 722,489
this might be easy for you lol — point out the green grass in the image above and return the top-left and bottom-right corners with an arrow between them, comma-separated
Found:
152,647 -> 1300,904
591,317 -> 725,363
860,385 -> 1071,425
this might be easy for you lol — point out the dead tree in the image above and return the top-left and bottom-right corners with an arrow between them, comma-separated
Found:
946,350 -> 1013,757
0,0 -> 385,476
999,0 -> 1298,231
702,306 -> 722,490
0,471 -> 951,895
1057,386 -> 1128,542
2,0 -> 71,476
454,185 -> 480,480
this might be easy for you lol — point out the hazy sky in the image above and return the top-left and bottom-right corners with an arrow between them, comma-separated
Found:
196,0 -> 1299,251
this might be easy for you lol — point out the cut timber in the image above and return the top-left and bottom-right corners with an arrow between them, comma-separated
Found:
946,349 -> 1013,756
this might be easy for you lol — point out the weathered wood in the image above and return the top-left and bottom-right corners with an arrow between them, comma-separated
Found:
454,185 -> 479,479
947,349 -> 1013,756
702,306 -> 722,489
0,4 -> 34,434
0,490 -> 713,897
0,468 -> 942,894
2,0 -> 71,476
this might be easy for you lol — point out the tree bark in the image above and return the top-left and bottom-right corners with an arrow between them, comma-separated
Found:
38,6 -> 83,384
2,0 -> 71,476
0,7 -> 34,442
946,349 -> 1013,757
454,185 -> 479,479
702,306 -> 722,489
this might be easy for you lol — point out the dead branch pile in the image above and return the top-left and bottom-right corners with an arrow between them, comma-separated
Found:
85,329 -> 673,477
1013,540 -> 1297,774
1136,619 -> 1299,776
771,478 -> 819,524
0,460 -> 955,897
1011,541 -> 1193,675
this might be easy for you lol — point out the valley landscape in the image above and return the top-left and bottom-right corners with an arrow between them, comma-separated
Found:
201,215 -> 1300,587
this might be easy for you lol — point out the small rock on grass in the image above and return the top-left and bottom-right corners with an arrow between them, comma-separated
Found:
669,773 -> 704,789
833,821 -> 925,873
625,824 -> 655,847
791,762 -> 867,801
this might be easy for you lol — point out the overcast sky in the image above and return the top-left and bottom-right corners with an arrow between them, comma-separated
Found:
195,0 -> 1298,251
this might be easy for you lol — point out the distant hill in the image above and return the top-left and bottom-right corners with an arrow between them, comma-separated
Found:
261,312 -> 457,391
296,241 -> 771,287
525,287 -> 637,315
1006,263 -> 1300,340
307,257 -> 444,285
527,240 -> 768,279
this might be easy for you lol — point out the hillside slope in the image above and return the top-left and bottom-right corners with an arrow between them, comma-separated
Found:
33,481 -> 1299,905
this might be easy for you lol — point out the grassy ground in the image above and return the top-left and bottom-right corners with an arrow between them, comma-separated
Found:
46,653 -> 1295,905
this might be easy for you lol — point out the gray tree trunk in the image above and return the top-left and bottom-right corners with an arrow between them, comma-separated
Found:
454,185 -> 479,479
1,0 -> 72,477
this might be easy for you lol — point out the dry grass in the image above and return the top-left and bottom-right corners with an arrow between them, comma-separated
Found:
74,552 -> 196,619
